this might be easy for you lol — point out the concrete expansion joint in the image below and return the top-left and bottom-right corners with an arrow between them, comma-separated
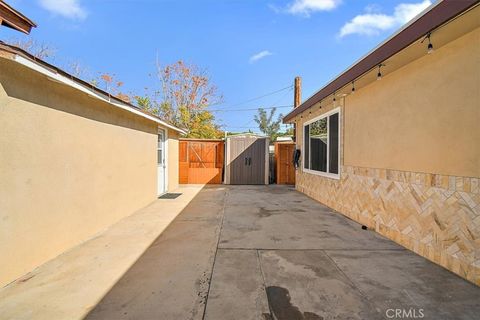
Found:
201,188 -> 229,320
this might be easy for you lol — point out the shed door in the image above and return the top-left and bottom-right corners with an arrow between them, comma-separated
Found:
229,138 -> 246,184
229,138 -> 266,185
249,139 -> 266,184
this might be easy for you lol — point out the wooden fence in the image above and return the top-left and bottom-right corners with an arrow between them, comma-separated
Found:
179,139 -> 224,184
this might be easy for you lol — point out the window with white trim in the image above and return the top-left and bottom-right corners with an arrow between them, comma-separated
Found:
303,109 -> 340,178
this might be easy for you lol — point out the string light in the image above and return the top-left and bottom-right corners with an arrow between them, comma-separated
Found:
377,64 -> 385,81
351,81 -> 356,94
427,33 -> 434,54
333,91 -> 336,102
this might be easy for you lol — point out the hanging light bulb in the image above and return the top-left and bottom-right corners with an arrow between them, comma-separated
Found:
422,32 -> 434,54
377,64 -> 383,81
427,33 -> 434,54
351,81 -> 356,94
333,91 -> 336,102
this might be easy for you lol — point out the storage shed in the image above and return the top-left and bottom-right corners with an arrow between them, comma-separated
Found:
224,134 -> 269,185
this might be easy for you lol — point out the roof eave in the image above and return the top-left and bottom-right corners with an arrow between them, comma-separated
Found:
283,0 -> 479,123
0,1 -> 37,34
0,44 -> 186,135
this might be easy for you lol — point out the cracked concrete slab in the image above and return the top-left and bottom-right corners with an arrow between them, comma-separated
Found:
86,185 -> 480,320
85,187 -> 224,320
203,249 -> 270,320
219,186 -> 402,250
326,249 -> 480,320
9,185 -> 478,320
259,250 -> 382,320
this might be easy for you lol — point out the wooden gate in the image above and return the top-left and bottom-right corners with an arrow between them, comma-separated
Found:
179,139 -> 224,184
275,142 -> 295,185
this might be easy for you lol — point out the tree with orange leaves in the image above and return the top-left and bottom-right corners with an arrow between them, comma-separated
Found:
136,60 -> 223,138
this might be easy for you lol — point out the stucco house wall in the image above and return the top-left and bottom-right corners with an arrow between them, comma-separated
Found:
0,58 -> 179,287
294,27 -> 480,284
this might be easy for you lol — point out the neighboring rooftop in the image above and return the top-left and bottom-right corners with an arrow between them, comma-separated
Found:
0,0 -> 36,34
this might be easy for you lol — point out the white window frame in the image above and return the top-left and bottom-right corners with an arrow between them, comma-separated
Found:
157,127 -> 169,195
302,107 -> 341,180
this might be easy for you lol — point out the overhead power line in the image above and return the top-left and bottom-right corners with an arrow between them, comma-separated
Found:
209,105 -> 293,112
211,84 -> 293,109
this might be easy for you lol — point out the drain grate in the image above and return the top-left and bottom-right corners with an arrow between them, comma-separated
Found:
158,193 -> 182,199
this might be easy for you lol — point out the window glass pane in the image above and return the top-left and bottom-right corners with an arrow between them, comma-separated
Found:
157,149 -> 163,164
158,134 -> 163,149
329,113 -> 339,174
304,125 -> 310,169
310,118 -> 327,172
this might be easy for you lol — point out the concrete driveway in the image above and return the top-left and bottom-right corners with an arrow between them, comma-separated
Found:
86,185 -> 480,320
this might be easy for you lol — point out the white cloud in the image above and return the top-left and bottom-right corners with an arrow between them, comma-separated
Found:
287,0 -> 342,16
270,0 -> 341,17
39,0 -> 87,20
249,50 -> 273,63
339,0 -> 431,37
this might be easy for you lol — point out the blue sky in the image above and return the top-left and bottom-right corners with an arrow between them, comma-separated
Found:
1,0 -> 432,132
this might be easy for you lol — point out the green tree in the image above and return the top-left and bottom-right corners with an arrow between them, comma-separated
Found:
254,107 -> 283,140
277,126 -> 294,137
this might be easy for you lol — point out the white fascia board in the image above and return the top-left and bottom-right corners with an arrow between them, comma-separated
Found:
13,55 -> 187,135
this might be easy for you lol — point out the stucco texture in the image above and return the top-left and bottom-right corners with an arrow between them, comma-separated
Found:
344,27 -> 480,177
0,58 -> 176,287
293,27 -> 480,284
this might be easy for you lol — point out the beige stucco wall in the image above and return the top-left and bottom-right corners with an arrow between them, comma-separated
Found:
344,27 -> 480,177
167,131 -> 180,191
0,58 -> 164,287
294,27 -> 480,285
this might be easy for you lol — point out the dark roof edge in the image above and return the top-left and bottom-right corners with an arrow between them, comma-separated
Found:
0,1 -> 37,32
283,0 -> 479,123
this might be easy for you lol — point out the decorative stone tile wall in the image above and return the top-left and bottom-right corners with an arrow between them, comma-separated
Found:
296,166 -> 480,285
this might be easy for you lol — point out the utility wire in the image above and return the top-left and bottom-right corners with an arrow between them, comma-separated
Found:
211,84 -> 293,110
209,104 -> 293,112
223,87 -> 294,130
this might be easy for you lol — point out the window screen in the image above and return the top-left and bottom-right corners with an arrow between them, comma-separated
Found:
310,118 -> 327,172
328,113 -> 339,174
303,110 -> 340,177
304,124 -> 310,170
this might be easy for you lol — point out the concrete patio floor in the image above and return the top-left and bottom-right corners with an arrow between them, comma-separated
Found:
86,185 -> 480,320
